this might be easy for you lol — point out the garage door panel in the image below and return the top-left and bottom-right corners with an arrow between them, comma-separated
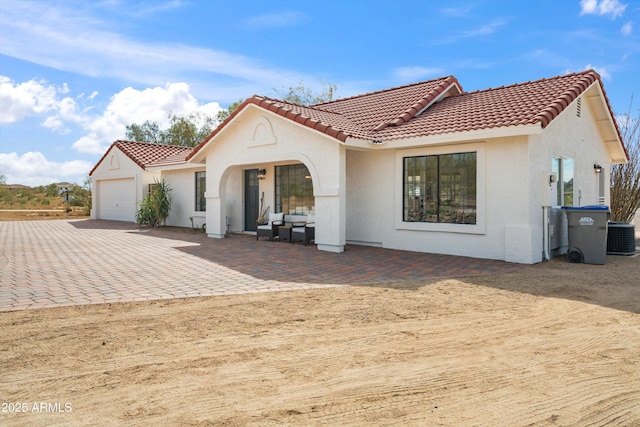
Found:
98,178 -> 136,221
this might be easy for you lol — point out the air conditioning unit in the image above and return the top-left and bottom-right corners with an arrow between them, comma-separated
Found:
607,222 -> 636,255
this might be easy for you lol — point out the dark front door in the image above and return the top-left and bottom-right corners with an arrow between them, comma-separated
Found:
244,169 -> 259,231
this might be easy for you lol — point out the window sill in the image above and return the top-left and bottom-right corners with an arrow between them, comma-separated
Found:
396,221 -> 485,235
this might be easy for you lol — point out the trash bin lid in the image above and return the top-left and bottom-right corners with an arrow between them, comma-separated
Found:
561,205 -> 610,211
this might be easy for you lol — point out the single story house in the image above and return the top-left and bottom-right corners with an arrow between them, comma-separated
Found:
90,70 -> 628,264
89,141 -> 206,228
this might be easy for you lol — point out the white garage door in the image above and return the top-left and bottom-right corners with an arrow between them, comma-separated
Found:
98,178 -> 136,221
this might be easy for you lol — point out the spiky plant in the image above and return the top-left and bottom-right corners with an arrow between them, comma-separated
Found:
136,178 -> 172,227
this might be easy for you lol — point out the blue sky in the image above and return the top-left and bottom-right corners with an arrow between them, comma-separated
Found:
1,0 -> 638,186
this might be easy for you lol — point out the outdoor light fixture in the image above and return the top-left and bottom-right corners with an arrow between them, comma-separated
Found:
594,163 -> 602,173
257,169 -> 267,179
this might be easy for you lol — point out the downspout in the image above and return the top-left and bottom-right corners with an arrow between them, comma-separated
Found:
542,205 -> 551,260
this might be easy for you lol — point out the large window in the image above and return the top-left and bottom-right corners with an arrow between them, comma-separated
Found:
403,152 -> 476,224
275,164 -> 314,214
195,171 -> 206,211
552,156 -> 574,206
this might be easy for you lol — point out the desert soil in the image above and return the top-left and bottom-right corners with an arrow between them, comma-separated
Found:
1,253 -> 639,426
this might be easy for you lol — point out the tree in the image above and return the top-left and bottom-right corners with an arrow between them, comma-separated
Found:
216,99 -> 243,123
610,99 -> 640,223
69,177 -> 92,215
273,80 -> 337,106
125,120 -> 163,144
0,174 -> 6,185
125,112 -> 216,147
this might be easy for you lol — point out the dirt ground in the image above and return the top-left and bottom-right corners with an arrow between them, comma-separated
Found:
0,210 -> 88,221
1,252 -> 639,426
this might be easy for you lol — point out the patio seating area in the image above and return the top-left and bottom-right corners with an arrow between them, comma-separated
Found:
256,213 -> 315,245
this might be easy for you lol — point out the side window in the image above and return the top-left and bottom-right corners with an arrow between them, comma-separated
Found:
195,171 -> 206,211
552,156 -> 574,206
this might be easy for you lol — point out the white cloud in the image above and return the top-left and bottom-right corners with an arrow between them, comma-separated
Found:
580,0 -> 598,14
621,21 -> 633,35
0,152 -> 93,186
584,64 -> 611,79
0,2 -> 304,96
580,0 -> 627,18
0,76 -> 63,123
72,82 -> 222,155
395,67 -> 446,81
0,75 -> 86,134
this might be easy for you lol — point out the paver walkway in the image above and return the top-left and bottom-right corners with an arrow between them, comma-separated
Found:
0,220 -> 523,312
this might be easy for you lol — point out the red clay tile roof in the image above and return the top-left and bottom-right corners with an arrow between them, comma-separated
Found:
374,70 -> 602,140
185,70 -> 622,160
187,76 -> 461,159
89,140 -> 193,176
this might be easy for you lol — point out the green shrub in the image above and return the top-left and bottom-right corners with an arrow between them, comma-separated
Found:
135,178 -> 172,227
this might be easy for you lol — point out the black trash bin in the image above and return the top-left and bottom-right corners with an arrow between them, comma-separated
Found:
561,205 -> 610,264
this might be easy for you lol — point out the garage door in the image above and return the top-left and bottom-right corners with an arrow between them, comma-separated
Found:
97,178 -> 136,221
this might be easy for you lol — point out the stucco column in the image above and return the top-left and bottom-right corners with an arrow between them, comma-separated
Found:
206,195 -> 225,239
314,145 -> 346,253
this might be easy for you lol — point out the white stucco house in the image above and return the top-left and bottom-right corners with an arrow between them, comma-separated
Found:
89,141 -> 206,228
90,70 -> 628,264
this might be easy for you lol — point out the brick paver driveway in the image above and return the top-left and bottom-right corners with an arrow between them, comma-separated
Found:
0,220 -> 523,312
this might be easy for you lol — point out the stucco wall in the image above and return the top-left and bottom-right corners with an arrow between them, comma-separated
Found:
346,138 -> 532,262
202,106 -> 346,251
528,95 -> 611,210
191,90 -> 616,262
90,148 -> 159,221
527,95 -> 613,260
345,94 -> 612,264
161,167 -> 206,229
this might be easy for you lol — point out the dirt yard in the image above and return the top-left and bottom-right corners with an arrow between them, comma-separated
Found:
1,253 -> 639,426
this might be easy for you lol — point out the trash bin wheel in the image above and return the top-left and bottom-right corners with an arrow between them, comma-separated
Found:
567,248 -> 584,263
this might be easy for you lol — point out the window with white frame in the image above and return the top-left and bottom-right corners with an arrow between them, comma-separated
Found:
552,156 -> 574,206
403,152 -> 477,224
195,171 -> 206,211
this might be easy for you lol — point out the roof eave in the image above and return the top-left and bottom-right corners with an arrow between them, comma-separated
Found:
583,81 -> 628,163
346,124 -> 542,149
146,162 -> 204,171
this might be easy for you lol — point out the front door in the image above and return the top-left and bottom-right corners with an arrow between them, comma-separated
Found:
244,169 -> 260,231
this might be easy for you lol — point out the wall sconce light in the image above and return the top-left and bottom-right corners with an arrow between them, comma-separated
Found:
257,169 -> 267,180
593,163 -> 602,173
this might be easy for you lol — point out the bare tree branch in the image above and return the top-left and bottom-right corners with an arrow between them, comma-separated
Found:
610,96 -> 640,222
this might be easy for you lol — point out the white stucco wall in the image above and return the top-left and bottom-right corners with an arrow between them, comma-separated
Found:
160,167 -> 206,229
345,94 -> 613,264
527,94 -> 613,261
346,138 -> 533,262
200,106 -> 347,252
190,89 -> 617,263
529,95 -> 611,210
90,147 -> 159,222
